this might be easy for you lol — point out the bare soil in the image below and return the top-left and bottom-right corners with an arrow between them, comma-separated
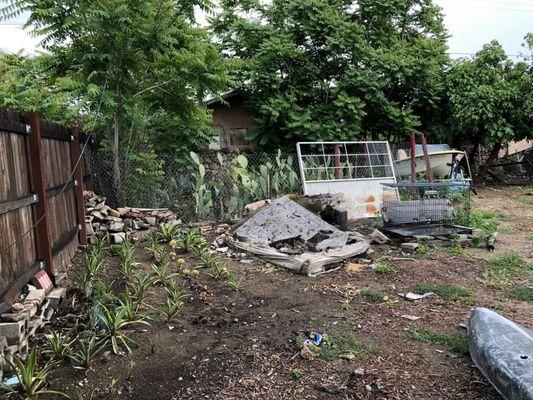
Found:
45,186 -> 532,399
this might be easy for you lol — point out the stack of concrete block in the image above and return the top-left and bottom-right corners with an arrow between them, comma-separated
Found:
0,287 -> 66,377
84,191 -> 177,244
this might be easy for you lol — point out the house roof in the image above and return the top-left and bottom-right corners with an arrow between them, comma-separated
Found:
204,89 -> 244,106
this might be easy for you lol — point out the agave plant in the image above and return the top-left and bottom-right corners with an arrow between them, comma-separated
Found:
210,260 -> 229,280
160,296 -> 183,322
69,336 -> 107,370
178,229 -> 206,253
128,273 -> 155,307
115,236 -> 135,265
199,251 -> 219,269
227,275 -> 244,292
117,291 -> 148,323
43,328 -> 75,361
96,304 -> 150,354
0,348 -> 65,399
156,223 -> 180,243
150,263 -> 177,286
120,260 -> 138,281
153,246 -> 171,265
164,280 -> 188,303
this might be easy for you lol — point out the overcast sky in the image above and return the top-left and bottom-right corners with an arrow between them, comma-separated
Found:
0,0 -> 531,58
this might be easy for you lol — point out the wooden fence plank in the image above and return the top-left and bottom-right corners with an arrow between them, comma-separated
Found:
0,194 -> 38,216
26,112 -> 55,278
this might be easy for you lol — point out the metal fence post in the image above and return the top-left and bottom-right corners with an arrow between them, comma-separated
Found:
70,126 -> 87,245
25,112 -> 55,277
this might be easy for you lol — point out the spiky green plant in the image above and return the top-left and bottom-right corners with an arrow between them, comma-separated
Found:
227,275 -> 244,292
153,246 -> 171,264
178,229 -> 206,253
115,236 -> 135,265
69,336 -> 107,370
118,291 -> 148,322
210,260 -> 229,280
75,268 -> 94,299
0,348 -> 65,399
199,251 -> 219,269
156,223 -> 180,243
74,389 -> 96,400
43,329 -> 74,361
120,260 -> 138,281
160,296 -> 183,322
128,273 -> 155,307
150,263 -> 177,286
164,280 -> 188,303
95,304 -> 150,354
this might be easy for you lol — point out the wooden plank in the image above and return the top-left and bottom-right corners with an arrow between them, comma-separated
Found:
52,225 -> 79,256
0,261 -> 43,314
0,194 -> 37,216
0,108 -> 28,135
71,127 -> 87,245
46,179 -> 76,198
26,112 -> 55,277
40,119 -> 72,141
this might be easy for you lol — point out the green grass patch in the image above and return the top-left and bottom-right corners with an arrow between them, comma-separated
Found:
359,287 -> 386,303
516,197 -> 533,205
484,251 -> 533,287
508,287 -> 533,301
404,326 -> 469,355
412,283 -> 473,303
317,333 -> 376,361
373,263 -> 395,274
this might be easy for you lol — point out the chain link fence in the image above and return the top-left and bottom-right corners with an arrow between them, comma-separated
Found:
87,149 -> 303,223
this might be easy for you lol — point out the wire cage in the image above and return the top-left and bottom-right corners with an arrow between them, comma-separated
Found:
380,181 -> 472,238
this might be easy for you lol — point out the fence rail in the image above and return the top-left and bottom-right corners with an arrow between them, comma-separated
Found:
0,108 -> 90,311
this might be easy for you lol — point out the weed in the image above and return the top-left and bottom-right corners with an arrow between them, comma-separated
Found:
160,296 -> 183,321
227,275 -> 244,292
153,246 -> 171,264
90,280 -> 116,305
95,303 -> 150,354
43,329 -> 74,361
317,333 -> 375,361
74,389 -> 96,400
404,326 -> 469,355
148,336 -> 156,354
291,368 -> 304,380
516,197 -> 533,205
448,243 -> 466,255
412,283 -> 473,303
210,260 -> 229,280
484,251 -> 533,287
373,263 -> 394,274
463,209 -> 500,235
126,360 -> 136,380
75,268 -> 94,299
359,287 -> 386,303
508,287 -> 533,301
415,243 -> 428,256
69,336 -> 107,370
341,302 -> 350,311
178,229 -> 206,253
150,263 -> 177,286
157,223 -> 180,243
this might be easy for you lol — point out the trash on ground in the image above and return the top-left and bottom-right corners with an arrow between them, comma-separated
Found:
486,232 -> 498,251
405,291 -> 434,301
401,314 -> 422,321
469,307 -> 533,400
304,332 -> 323,346
346,262 -> 367,273
227,197 -> 369,276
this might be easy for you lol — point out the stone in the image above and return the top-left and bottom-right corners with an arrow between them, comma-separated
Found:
108,221 -> 125,232
401,242 -> 419,251
370,229 -> 390,244
109,209 -> 121,218
110,232 -> 126,244
92,210 -> 105,221
105,215 -> 123,222
117,207 -> 131,215
123,218 -> 133,228
86,223 -> 95,235
144,216 -> 157,226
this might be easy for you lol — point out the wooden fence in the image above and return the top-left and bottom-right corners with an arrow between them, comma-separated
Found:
0,108 -> 93,312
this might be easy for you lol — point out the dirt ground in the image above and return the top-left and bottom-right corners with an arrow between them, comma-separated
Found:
45,186 -> 532,400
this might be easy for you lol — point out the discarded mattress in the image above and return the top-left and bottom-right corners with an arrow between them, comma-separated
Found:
469,307 -> 533,400
229,197 -> 369,276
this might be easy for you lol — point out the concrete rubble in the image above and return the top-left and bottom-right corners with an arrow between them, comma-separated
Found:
226,197 -> 369,276
0,285 -> 66,379
84,191 -> 178,244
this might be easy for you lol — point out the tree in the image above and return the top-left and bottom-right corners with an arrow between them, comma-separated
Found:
1,0 -> 229,201
211,0 -> 449,147
446,39 -> 532,180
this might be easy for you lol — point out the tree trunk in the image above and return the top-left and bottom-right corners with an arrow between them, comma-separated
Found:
474,141 -> 502,183
112,108 -> 122,206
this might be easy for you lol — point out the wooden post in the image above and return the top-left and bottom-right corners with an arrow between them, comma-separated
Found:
70,127 -> 87,245
410,130 -> 417,183
25,112 -> 55,277
420,132 -> 433,182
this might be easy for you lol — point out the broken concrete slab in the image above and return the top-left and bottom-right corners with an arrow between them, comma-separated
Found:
229,197 -> 369,276
370,229 -> 390,244
401,242 -> 419,251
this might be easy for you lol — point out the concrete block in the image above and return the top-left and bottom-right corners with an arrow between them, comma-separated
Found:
25,289 -> 46,306
46,287 -> 66,308
401,242 -> 419,251
110,232 -> 126,244
0,320 -> 27,345
31,271 -> 53,293
108,221 -> 125,232
144,216 -> 157,226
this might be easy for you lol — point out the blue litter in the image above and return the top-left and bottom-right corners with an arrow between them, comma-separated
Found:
304,332 -> 323,346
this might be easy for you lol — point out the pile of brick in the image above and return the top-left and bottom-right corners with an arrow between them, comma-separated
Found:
84,191 -> 178,244
0,287 -> 65,379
